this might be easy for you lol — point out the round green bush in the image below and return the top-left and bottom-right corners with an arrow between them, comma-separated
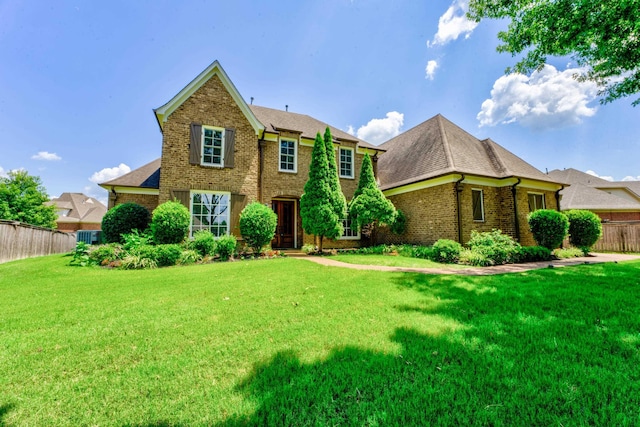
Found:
565,209 -> 603,254
527,209 -> 569,250
215,234 -> 237,261
431,239 -> 463,264
154,244 -> 184,267
239,202 -> 277,255
515,246 -> 552,263
467,229 -> 521,265
191,230 -> 217,257
151,201 -> 190,244
101,203 -> 151,243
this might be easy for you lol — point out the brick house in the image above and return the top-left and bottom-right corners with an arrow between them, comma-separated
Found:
47,193 -> 107,232
548,168 -> 640,222
100,61 -> 566,248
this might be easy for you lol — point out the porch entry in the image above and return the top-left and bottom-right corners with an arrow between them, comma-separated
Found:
272,199 -> 296,248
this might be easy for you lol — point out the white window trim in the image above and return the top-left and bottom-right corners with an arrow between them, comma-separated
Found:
339,147 -> 355,179
189,190 -> 231,237
201,125 -> 225,168
472,188 -> 485,222
338,218 -> 361,240
278,138 -> 298,173
528,192 -> 546,211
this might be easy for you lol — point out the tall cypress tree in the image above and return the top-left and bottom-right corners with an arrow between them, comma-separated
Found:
349,153 -> 396,243
300,132 -> 341,252
324,127 -> 347,230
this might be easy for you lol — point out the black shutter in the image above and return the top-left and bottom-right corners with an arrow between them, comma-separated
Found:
230,193 -> 246,236
224,128 -> 236,168
171,190 -> 191,209
189,123 -> 202,165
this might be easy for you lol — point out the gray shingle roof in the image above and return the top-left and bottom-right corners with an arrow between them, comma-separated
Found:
47,193 -> 107,224
249,105 -> 382,151
377,114 -> 560,190
100,158 -> 161,189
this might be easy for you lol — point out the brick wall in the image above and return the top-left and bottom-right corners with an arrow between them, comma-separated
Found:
596,211 -> 640,222
109,193 -> 159,213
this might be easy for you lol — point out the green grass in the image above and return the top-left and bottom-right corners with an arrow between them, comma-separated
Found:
1,254 -> 640,426
330,253 -> 470,269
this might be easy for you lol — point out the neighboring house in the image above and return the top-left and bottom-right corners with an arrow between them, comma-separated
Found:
100,60 -> 566,248
377,115 -> 565,246
547,168 -> 640,222
47,193 -> 107,232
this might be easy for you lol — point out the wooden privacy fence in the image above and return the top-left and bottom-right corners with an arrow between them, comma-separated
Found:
0,220 -> 76,264
592,222 -> 640,253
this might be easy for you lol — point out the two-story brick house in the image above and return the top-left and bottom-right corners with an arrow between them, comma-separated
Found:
100,60 -> 566,248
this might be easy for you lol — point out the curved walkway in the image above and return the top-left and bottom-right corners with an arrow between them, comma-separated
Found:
291,252 -> 640,276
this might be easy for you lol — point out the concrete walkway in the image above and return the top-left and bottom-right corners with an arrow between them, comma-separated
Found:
290,252 -> 640,276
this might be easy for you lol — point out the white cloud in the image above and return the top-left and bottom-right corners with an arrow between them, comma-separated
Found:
622,176 -> 640,181
425,60 -> 439,80
83,185 -> 108,207
355,112 -> 404,145
428,0 -> 478,47
89,163 -> 131,184
0,166 -> 6,178
346,125 -> 355,136
477,65 -> 599,129
32,151 -> 62,161
586,170 -> 614,182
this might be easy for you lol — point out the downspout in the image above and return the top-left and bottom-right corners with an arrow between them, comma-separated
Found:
110,188 -> 118,209
455,174 -> 465,244
258,137 -> 266,204
555,185 -> 565,212
511,178 -> 521,242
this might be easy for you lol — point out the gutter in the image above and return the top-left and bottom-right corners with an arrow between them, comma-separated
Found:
555,185 -> 565,212
455,174 -> 465,244
258,136 -> 266,203
512,178 -> 521,242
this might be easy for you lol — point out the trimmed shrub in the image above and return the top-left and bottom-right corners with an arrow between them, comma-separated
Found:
459,248 -> 492,267
528,209 -> 569,250
215,234 -> 237,261
467,229 -> 521,265
389,209 -> 407,235
240,202 -> 278,255
191,230 -> 216,257
151,201 -> 190,244
178,249 -> 202,265
565,209 -> 603,254
432,239 -> 463,264
516,246 -> 552,263
122,230 -> 153,253
89,244 -> 123,265
120,254 -> 157,270
101,203 -> 150,243
154,244 -> 183,267
553,247 -> 584,259
413,245 -> 434,260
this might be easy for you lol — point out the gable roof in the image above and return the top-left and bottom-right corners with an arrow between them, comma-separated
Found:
377,114 -> 560,190
249,105 -> 382,151
100,158 -> 161,189
548,168 -> 640,210
47,193 -> 107,224
153,60 -> 265,136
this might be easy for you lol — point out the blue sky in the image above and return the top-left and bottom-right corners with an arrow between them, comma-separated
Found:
1,0 -> 638,205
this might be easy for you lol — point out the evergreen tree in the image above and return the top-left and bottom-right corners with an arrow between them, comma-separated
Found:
349,154 -> 396,243
300,132 -> 341,252
323,127 -> 347,224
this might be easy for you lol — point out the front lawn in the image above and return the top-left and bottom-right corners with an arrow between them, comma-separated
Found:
330,253 -> 470,269
1,255 -> 640,425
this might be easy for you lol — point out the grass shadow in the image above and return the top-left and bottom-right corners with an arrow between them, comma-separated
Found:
0,403 -> 15,427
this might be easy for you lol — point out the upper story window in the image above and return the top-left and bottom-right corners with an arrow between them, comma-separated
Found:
339,147 -> 354,178
472,189 -> 485,221
202,126 -> 225,167
528,193 -> 546,212
190,191 -> 230,237
279,139 -> 297,173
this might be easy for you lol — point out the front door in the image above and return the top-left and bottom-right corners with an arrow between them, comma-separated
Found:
272,200 -> 295,248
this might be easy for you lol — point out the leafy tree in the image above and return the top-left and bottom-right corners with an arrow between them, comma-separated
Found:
349,154 -> 396,242
300,132 -> 342,252
468,0 -> 640,105
240,202 -> 278,255
324,127 -> 347,222
0,170 -> 57,228
151,200 -> 190,244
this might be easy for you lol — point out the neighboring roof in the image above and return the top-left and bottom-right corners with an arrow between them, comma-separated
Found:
100,158 -> 161,189
249,105 -> 383,151
548,168 -> 640,211
377,114 -> 561,190
153,60 -> 264,136
47,193 -> 107,224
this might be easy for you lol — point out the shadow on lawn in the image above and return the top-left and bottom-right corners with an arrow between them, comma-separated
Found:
0,403 -> 15,427
220,263 -> 640,426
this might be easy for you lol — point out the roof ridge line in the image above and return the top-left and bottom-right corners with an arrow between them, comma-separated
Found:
480,138 -> 508,175
436,115 -> 455,170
